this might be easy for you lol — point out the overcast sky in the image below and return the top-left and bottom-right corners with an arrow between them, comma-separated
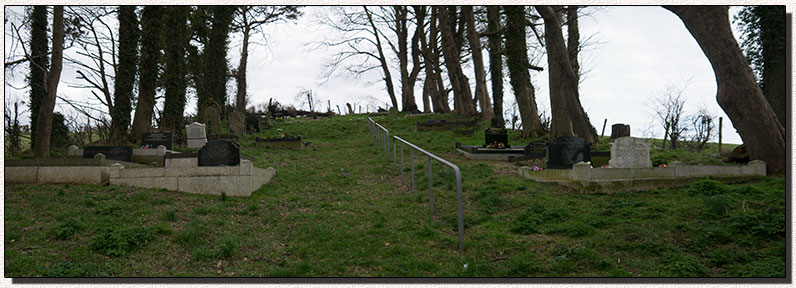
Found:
4,5 -> 789,145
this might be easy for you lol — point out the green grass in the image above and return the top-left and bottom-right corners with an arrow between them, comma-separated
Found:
3,113 -> 786,277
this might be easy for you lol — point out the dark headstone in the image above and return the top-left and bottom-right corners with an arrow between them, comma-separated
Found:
198,139 -> 240,166
246,114 -> 260,133
141,132 -> 173,150
610,123 -> 630,139
83,146 -> 133,162
484,127 -> 509,148
388,107 -> 398,118
546,136 -> 591,169
377,107 -> 387,113
228,110 -> 245,139
725,144 -> 749,164
200,101 -> 222,137
524,140 -> 548,156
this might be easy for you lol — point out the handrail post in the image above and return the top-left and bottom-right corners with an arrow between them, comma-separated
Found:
411,149 -> 415,194
393,138 -> 397,172
454,167 -> 464,251
428,156 -> 433,216
400,142 -> 405,185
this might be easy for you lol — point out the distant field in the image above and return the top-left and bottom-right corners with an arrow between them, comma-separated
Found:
4,113 -> 785,277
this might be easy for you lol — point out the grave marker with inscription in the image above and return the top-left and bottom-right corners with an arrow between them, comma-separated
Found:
201,101 -> 222,137
186,122 -> 208,149
229,110 -> 245,139
609,137 -> 651,168
82,146 -> 133,162
198,139 -> 240,166
141,132 -> 173,150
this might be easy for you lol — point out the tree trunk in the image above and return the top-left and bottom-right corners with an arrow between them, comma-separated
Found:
111,6 -> 138,144
130,6 -> 163,143
463,6 -> 492,121
437,6 -> 477,116
487,6 -> 505,127
664,5 -> 785,174
428,9 -> 450,113
161,6 -> 189,135
414,6 -> 432,113
29,6 -> 48,149
536,5 -> 596,143
759,6 -> 786,128
236,24 -> 250,112
406,6 -> 424,113
33,6 -> 63,158
364,7 -> 399,110
395,6 -> 418,112
504,6 -> 542,138
566,6 -> 580,85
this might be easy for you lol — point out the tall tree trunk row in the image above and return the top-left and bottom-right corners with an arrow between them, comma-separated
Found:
111,5 -> 139,144
130,6 -> 163,143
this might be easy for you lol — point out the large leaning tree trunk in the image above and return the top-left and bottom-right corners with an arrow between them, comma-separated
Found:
437,6 -> 477,116
130,6 -> 163,143
33,6 -> 64,158
486,6 -> 505,127
463,6 -> 493,121
664,6 -> 785,174
160,6 -> 190,135
536,6 -> 597,143
504,6 -> 542,138
111,5 -> 139,145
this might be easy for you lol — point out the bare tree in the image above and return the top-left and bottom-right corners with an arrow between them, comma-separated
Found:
648,81 -> 689,150
463,6 -> 492,121
231,6 -> 300,111
687,105 -> 716,151
504,6 -> 542,138
317,7 -> 399,110
437,6 -> 477,116
4,99 -> 25,155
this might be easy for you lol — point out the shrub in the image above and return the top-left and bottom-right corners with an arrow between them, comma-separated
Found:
511,209 -> 541,235
48,218 -> 85,240
688,179 -> 727,196
702,195 -> 731,216
89,224 -> 171,257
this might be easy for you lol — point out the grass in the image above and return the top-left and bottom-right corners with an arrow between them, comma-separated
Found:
3,113 -> 786,277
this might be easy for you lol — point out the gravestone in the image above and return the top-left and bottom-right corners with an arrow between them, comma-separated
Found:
484,127 -> 509,148
228,110 -> 245,140
198,139 -> 240,166
523,140 -> 548,157
141,132 -> 173,150
83,146 -> 133,162
186,122 -> 208,149
546,136 -> 591,169
388,107 -> 398,118
610,123 -> 631,139
201,102 -> 222,137
608,136 -> 651,168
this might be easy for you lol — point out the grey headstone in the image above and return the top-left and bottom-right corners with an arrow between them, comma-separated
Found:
198,139 -> 240,166
546,136 -> 591,169
186,122 -> 207,149
202,104 -> 222,137
229,110 -> 245,139
609,137 -> 651,168
388,107 -> 398,118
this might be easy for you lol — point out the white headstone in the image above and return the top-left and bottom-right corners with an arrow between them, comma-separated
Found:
609,137 -> 652,168
186,122 -> 207,149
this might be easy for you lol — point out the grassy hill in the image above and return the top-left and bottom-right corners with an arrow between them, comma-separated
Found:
4,113 -> 785,277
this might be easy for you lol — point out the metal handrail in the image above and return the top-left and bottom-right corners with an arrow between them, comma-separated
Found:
367,117 -> 465,251
393,135 -> 465,251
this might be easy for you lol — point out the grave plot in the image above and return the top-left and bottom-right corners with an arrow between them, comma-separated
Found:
520,136 -> 766,193
415,119 -> 478,131
6,153 -> 149,185
255,135 -> 308,150
456,126 -> 549,162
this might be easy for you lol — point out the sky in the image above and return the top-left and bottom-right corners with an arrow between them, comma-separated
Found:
3,5 -> 791,145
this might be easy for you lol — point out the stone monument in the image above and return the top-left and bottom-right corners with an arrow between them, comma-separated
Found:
198,139 -> 240,166
608,136 -> 652,168
388,107 -> 398,118
546,136 -> 591,169
201,101 -> 222,137
141,132 -> 173,150
229,109 -> 245,140
186,122 -> 208,149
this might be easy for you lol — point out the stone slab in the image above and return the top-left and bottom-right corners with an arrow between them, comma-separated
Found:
142,132 -> 173,150
5,166 -> 109,185
609,137 -> 651,168
165,157 -> 198,168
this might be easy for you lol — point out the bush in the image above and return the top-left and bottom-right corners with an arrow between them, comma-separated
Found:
702,195 -> 732,216
89,224 -> 171,257
48,218 -> 85,240
688,179 -> 727,196
511,209 -> 541,235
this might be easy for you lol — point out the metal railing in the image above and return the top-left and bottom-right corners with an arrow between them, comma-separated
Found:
368,118 -> 465,251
